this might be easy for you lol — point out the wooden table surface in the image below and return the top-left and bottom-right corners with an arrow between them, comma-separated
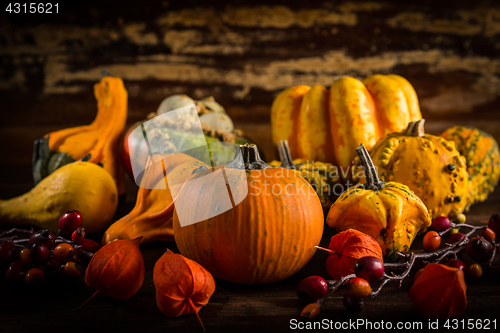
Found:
1,174 -> 500,333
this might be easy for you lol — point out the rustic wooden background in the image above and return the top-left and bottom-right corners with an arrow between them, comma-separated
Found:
1,0 -> 500,199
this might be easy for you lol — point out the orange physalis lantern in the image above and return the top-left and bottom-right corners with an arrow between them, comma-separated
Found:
85,238 -> 145,300
409,263 -> 467,319
325,229 -> 383,280
154,249 -> 216,330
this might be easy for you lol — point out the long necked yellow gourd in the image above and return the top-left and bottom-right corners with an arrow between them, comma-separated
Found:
0,161 -> 118,234
102,153 -> 208,244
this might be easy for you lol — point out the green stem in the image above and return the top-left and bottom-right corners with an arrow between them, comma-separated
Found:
277,140 -> 296,169
356,144 -> 384,191
226,143 -> 268,170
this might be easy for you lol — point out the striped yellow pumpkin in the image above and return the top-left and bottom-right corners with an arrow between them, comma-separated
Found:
271,74 -> 422,171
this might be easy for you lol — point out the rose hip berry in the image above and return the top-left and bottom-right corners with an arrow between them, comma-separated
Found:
46,260 -> 62,270
481,227 -> 496,242
296,276 -> 328,303
301,303 -> 321,320
467,237 -> 493,263
20,248 -> 31,264
0,241 -> 19,263
423,231 -> 441,252
31,243 -> 50,265
343,291 -> 364,313
432,216 -> 451,232
52,243 -> 75,263
58,211 -> 83,235
348,277 -> 371,299
446,232 -> 467,245
488,213 -> 500,236
71,228 -> 85,243
354,256 -> 384,282
80,239 -> 100,253
446,259 -> 467,272
5,261 -> 28,283
25,268 -> 44,286
469,263 -> 483,278
64,262 -> 83,277
28,229 -> 55,251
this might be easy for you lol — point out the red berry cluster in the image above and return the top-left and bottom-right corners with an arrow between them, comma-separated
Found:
297,213 -> 499,320
298,257 -> 384,318
0,211 -> 100,286
422,215 -> 498,277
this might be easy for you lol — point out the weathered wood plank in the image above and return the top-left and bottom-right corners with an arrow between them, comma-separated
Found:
1,0 -> 499,136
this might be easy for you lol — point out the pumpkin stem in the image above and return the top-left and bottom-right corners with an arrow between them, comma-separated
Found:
356,144 -> 385,191
187,298 -> 206,332
277,140 -> 296,169
404,119 -> 425,137
226,143 -> 268,170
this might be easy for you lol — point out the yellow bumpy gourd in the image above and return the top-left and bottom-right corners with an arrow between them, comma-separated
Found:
356,120 -> 469,219
327,144 -> 431,261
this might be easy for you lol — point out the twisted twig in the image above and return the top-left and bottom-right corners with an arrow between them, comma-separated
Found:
301,222 -> 499,319
0,227 -> 34,238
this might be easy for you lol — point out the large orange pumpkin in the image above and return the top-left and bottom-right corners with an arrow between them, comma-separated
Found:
173,144 -> 324,284
271,74 -> 422,170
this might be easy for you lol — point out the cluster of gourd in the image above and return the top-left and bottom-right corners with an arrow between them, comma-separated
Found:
122,94 -> 253,185
271,74 -> 500,263
1,73 -> 499,287
1,77 -> 124,234
0,75 -> 325,285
